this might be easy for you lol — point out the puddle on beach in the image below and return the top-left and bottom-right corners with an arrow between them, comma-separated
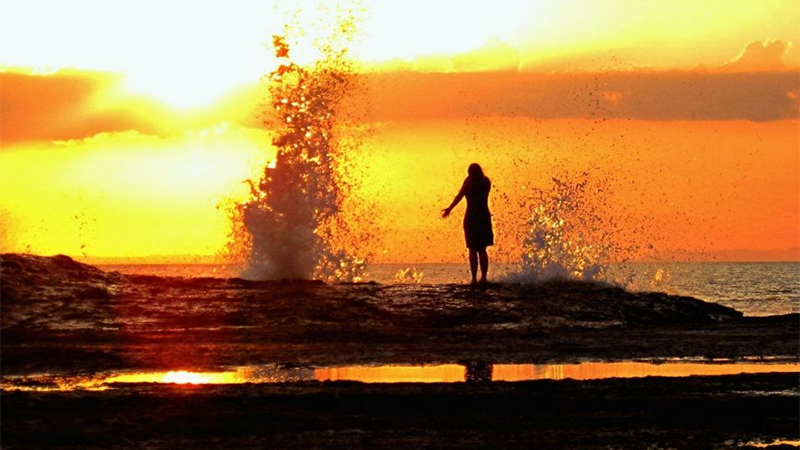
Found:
3,360 -> 798,391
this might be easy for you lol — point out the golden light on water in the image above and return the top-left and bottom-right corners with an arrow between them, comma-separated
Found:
749,441 -> 800,449
491,362 -> 800,382
315,365 -> 466,383
105,370 -> 246,385
2,362 -> 797,391
314,362 -> 800,383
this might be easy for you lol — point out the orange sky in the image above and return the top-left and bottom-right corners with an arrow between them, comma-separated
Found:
1,0 -> 798,263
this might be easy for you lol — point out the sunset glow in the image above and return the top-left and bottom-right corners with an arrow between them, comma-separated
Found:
1,0 -> 798,264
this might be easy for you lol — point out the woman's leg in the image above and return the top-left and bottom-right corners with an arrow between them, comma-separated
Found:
468,248 -> 478,284
478,248 -> 489,283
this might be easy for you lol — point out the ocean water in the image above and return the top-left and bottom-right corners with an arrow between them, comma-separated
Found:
97,261 -> 800,317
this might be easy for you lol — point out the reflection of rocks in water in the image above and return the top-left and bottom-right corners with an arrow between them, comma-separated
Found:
463,361 -> 493,383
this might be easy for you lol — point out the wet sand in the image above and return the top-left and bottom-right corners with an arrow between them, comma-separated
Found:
1,254 -> 798,449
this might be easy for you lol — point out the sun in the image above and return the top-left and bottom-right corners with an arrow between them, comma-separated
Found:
121,1 -> 542,107
0,0 -> 280,109
1,0 -> 543,108
122,65 -> 259,109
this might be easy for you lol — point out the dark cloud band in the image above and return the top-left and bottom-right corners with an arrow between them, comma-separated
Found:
357,70 -> 799,122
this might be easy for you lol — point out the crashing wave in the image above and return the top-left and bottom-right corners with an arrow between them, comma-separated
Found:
503,172 -> 640,285
232,7 -> 368,283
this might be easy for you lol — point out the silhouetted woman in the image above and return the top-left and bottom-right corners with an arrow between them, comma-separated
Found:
442,163 -> 494,284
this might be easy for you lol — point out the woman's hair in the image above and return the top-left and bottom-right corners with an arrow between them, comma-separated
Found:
467,163 -> 485,178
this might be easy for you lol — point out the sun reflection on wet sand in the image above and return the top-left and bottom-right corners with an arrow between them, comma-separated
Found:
315,364 -> 466,383
313,361 -> 800,383
2,361 -> 797,391
105,369 -> 246,385
747,440 -> 800,448
491,361 -> 800,381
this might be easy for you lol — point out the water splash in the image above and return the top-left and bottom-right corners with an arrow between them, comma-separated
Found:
504,172 -> 640,283
234,7 -> 367,282
394,267 -> 425,284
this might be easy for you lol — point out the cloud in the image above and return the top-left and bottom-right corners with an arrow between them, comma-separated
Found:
351,38 -> 799,122
720,40 -> 789,72
4,58 -> 797,149
785,42 -> 800,70
0,69 -> 264,145
1,70 -> 158,144
451,37 -> 521,72
355,69 -> 799,122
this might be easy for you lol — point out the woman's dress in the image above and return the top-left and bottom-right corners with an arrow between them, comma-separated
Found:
462,176 -> 493,249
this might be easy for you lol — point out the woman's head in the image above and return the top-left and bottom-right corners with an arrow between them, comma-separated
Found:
467,163 -> 484,178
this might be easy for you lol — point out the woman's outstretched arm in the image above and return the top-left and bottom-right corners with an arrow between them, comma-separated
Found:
442,179 -> 469,218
